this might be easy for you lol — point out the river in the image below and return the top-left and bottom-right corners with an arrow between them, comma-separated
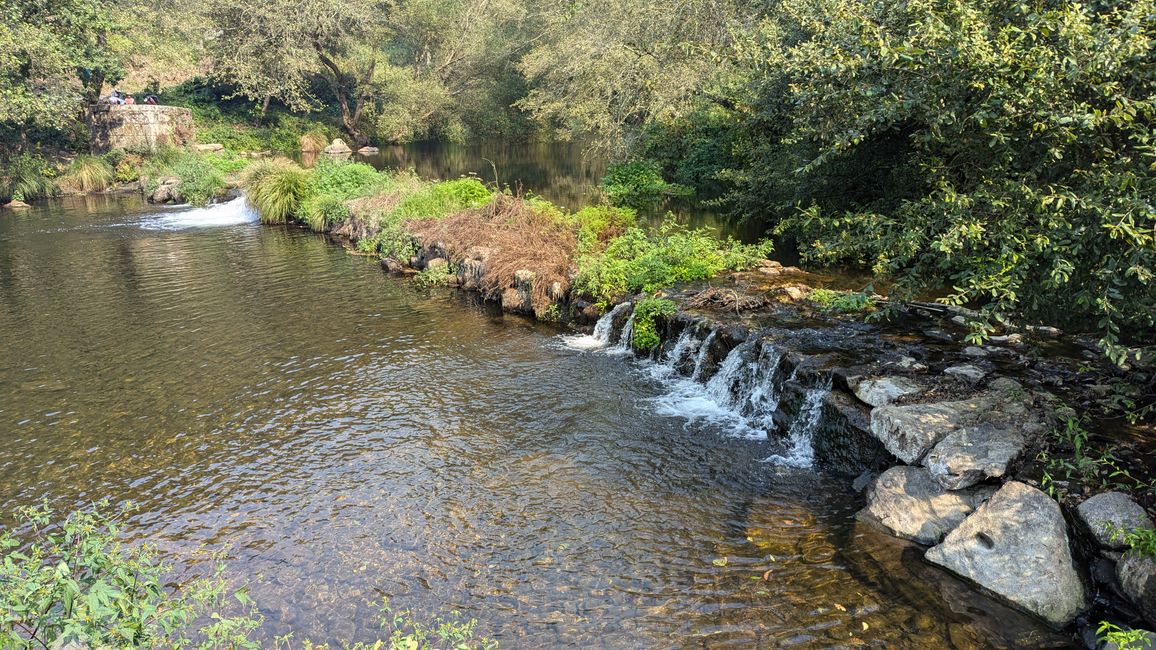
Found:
0,144 -> 1065,647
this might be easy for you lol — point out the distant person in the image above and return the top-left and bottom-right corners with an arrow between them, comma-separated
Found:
125,94 -> 136,105
105,91 -> 123,104
143,95 -> 158,105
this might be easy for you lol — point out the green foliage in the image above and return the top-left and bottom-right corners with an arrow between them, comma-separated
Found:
1097,621 -> 1153,650
566,205 -> 637,253
809,288 -> 875,314
244,159 -> 310,224
575,221 -> 773,304
631,297 -> 678,350
392,178 -> 492,220
413,264 -> 455,289
0,153 -> 57,202
640,107 -> 742,197
1109,525 -> 1156,560
58,154 -> 114,193
0,502 -> 260,649
600,160 -> 691,208
1037,415 -> 1156,500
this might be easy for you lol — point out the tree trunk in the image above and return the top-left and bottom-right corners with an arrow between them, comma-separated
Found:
256,95 -> 271,127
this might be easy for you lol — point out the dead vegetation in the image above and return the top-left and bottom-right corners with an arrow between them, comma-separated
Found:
407,194 -> 578,311
685,286 -> 769,313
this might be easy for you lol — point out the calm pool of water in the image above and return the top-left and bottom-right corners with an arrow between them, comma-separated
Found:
0,191 -> 1066,647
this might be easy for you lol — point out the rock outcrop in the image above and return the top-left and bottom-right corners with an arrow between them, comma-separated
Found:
1117,552 -> 1156,627
858,466 -> 994,545
323,139 -> 353,155
1076,491 -> 1154,551
870,399 -> 983,464
925,481 -> 1088,626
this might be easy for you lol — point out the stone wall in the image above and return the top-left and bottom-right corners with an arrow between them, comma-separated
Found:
87,105 -> 195,153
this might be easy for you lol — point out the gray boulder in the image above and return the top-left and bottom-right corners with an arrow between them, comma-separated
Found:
1118,551 -> 1156,627
870,399 -> 982,464
925,481 -> 1088,626
323,139 -> 353,154
923,424 -> 1026,490
854,376 -> 922,407
1077,491 -> 1154,551
858,466 -> 994,545
944,364 -> 987,381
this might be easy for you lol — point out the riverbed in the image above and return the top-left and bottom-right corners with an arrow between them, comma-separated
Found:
0,153 -> 1068,647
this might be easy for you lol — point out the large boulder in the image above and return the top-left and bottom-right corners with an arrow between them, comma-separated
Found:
925,481 -> 1088,626
1118,551 -> 1156,627
323,138 -> 353,154
1077,491 -> 1154,551
858,466 -> 994,545
923,424 -> 1027,490
148,176 -> 182,203
870,399 -> 983,464
854,376 -> 922,407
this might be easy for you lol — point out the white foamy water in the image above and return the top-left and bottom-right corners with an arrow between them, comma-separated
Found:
139,196 -> 257,231
762,374 -> 831,468
557,302 -> 632,351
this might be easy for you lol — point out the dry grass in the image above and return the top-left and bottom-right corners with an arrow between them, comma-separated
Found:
300,133 -> 328,153
685,286 -> 769,313
407,194 -> 578,311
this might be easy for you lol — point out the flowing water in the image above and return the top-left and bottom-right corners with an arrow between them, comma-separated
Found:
0,190 -> 1070,647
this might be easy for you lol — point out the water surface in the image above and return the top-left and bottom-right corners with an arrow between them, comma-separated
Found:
0,194 -> 1066,647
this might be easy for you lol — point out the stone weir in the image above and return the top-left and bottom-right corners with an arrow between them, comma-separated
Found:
86,104 -> 196,153
320,215 -> 1154,639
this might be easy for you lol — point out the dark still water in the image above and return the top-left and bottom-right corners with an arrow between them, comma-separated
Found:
0,193 -> 1064,647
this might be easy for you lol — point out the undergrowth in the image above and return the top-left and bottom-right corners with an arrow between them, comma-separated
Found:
809,288 -> 876,313
58,155 -> 115,194
601,160 -> 691,208
631,297 -> 678,350
1,153 -> 57,203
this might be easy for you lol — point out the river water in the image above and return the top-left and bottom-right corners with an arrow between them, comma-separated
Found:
0,149 -> 1067,647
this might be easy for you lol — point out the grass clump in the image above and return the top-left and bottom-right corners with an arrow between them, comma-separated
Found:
140,148 -> 231,206
391,177 -> 492,221
601,159 -> 691,208
631,297 -> 678,350
57,155 -> 115,194
299,160 -> 385,231
0,153 -> 57,203
575,221 -> 773,305
244,158 -> 310,223
0,502 -> 261,649
809,288 -> 875,313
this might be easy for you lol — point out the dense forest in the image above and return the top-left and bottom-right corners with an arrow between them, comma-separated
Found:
1,0 -> 1153,361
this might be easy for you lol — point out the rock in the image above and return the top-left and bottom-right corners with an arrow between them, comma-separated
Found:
989,333 -> 1025,346
323,139 -> 353,154
944,364 -> 987,382
858,466 -> 995,545
925,481 -> 1088,626
547,281 -> 565,301
851,470 -> 876,493
194,143 -> 224,152
892,355 -> 929,372
357,146 -> 379,154
870,400 -> 977,464
426,257 -> 448,271
2,200 -> 31,209
854,376 -> 922,407
777,285 -> 808,302
1118,552 -> 1156,627
1028,325 -> 1064,338
381,257 -> 404,274
963,346 -> 990,357
924,329 -> 954,341
951,315 -> 969,326
923,424 -> 1026,490
1077,492 -> 1154,551
149,177 -> 182,203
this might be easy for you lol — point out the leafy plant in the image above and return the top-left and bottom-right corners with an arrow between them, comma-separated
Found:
631,297 -> 678,350
413,263 -> 455,289
809,288 -> 875,313
1097,621 -> 1153,650
0,501 -> 261,649
1109,525 -> 1156,560
140,150 -> 227,206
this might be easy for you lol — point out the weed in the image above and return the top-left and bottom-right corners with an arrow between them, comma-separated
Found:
57,155 -> 114,193
1097,621 -> 1153,650
413,263 -> 455,289
809,288 -> 875,313
244,159 -> 310,223
1108,525 -> 1156,560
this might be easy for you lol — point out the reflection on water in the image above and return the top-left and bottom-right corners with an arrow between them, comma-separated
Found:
0,195 -> 1068,647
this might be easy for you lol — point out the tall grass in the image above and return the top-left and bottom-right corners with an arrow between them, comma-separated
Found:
300,132 -> 328,153
244,159 -> 310,224
140,149 -> 227,206
58,155 -> 115,194
1,153 -> 56,203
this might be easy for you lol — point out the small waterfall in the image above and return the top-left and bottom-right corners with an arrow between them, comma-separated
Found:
139,196 -> 257,231
559,302 -> 632,351
613,311 -> 636,354
741,345 -> 783,429
690,331 -> 718,380
704,339 -> 757,408
764,374 -> 831,469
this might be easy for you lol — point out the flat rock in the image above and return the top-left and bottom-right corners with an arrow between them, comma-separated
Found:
924,424 -> 1026,490
944,364 -> 987,381
194,143 -> 224,152
1077,491 -> 1154,551
1118,551 -> 1156,627
925,481 -> 1088,626
854,376 -> 922,407
858,466 -> 994,545
357,146 -> 379,154
870,398 -> 987,464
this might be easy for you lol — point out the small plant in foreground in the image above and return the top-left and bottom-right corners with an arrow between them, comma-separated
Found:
809,288 -> 875,313
1098,621 -> 1153,650
1108,524 -> 1156,560
413,264 -> 455,289
631,297 -> 678,350
0,501 -> 261,649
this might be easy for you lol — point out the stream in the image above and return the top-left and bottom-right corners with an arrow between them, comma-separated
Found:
0,143 -> 1069,647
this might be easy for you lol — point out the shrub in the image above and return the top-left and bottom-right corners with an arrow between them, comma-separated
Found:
575,221 -> 773,304
140,150 -> 227,206
111,153 -> 144,184
57,155 -> 115,194
567,205 -> 637,253
600,159 -> 691,208
301,193 -> 351,231
631,297 -> 678,350
0,502 -> 260,649
244,159 -> 310,224
392,177 -> 492,220
300,132 -> 328,153
0,153 -> 57,203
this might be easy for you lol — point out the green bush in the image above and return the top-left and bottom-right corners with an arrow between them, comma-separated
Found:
809,288 -> 875,313
631,297 -> 678,350
140,150 -> 227,206
0,153 -> 57,203
0,502 -> 260,649
301,193 -> 351,231
391,178 -> 492,220
600,160 -> 691,208
244,159 -> 310,224
58,155 -> 115,194
567,205 -> 637,253
575,221 -> 773,304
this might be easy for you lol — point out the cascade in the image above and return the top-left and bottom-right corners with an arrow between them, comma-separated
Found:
689,331 -> 718,380
764,374 -> 831,468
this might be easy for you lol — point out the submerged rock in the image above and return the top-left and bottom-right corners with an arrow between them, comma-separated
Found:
149,176 -> 182,203
1118,552 -> 1156,627
858,466 -> 994,545
923,424 -> 1026,490
925,481 -> 1087,627
2,200 -> 31,209
1076,491 -> 1154,551
357,146 -> 379,154
854,376 -> 922,407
